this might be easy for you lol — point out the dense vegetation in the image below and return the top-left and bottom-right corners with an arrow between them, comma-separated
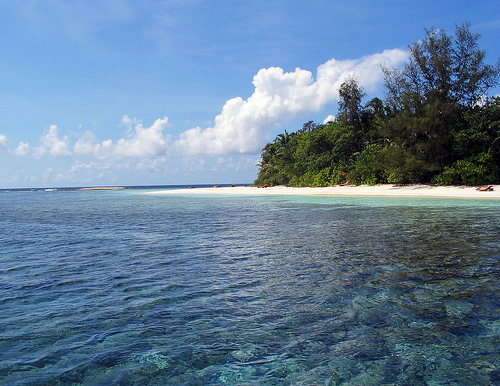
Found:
255,23 -> 500,186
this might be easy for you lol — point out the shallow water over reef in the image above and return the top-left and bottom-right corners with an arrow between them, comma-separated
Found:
1,189 -> 499,385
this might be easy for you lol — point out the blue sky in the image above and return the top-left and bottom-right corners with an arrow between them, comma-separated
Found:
0,0 -> 499,188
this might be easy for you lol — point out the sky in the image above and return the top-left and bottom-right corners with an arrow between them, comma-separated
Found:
0,1 -> 499,188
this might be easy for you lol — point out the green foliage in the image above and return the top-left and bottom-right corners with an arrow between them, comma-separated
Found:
432,151 -> 500,185
455,96 -> 500,157
313,168 -> 333,186
384,22 -> 499,108
337,75 -> 366,128
254,23 -> 500,187
349,144 -> 384,185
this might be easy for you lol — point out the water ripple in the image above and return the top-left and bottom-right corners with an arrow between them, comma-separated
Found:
1,191 -> 499,384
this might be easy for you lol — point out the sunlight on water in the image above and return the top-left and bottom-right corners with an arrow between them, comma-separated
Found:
1,189 -> 499,384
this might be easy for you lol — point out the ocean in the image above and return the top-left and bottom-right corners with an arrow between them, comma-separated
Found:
1,187 -> 499,385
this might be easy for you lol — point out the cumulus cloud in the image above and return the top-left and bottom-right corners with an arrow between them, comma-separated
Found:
74,116 -> 170,159
175,49 -> 407,155
13,142 -> 32,157
42,125 -> 72,156
13,125 -> 71,157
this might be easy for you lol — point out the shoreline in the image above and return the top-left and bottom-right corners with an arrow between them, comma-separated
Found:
147,184 -> 500,199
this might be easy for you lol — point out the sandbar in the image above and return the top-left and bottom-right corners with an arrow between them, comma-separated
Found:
148,184 -> 500,199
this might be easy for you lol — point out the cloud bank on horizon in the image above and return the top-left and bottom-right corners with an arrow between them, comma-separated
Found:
1,49 -> 406,161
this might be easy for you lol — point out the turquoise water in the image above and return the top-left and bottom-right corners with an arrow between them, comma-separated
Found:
1,188 -> 499,385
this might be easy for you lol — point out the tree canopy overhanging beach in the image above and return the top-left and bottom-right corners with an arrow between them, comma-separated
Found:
255,22 -> 500,187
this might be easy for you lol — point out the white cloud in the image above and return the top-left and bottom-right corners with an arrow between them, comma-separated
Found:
13,125 -> 71,157
323,115 -> 336,124
175,48 -> 407,155
42,125 -> 72,156
73,130 -> 98,156
13,142 -> 32,157
74,116 -> 170,159
0,135 -> 9,156
54,161 -> 111,184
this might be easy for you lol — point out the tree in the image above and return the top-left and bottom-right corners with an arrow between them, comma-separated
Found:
379,22 -> 499,181
384,22 -> 499,109
298,120 -> 320,134
255,130 -> 298,186
336,76 -> 366,127
453,22 -> 499,105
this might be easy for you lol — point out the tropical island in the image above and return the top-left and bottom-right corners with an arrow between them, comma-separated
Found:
254,22 -> 500,187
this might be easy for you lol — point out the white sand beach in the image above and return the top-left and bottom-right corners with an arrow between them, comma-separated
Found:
149,184 -> 500,199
